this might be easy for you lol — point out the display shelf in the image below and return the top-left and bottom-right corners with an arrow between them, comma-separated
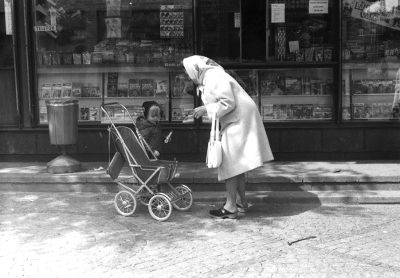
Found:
104,96 -> 168,99
262,95 -> 333,105
171,95 -> 193,99
343,62 -> 400,70
37,65 -> 173,74
224,62 -> 338,69
351,94 -> 394,101
265,118 -> 332,122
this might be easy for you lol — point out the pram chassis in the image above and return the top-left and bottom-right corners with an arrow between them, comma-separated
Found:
101,102 -> 193,221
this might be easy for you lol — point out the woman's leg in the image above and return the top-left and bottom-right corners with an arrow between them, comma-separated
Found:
223,175 -> 239,212
235,173 -> 247,208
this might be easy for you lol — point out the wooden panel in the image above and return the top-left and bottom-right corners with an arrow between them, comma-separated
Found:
365,128 -> 400,152
280,129 -> 322,152
323,129 -> 364,152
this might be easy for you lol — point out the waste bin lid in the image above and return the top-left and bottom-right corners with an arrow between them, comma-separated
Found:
46,99 -> 78,106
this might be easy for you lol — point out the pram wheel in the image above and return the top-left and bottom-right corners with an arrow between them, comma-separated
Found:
114,191 -> 137,216
172,185 -> 193,211
148,193 -> 172,221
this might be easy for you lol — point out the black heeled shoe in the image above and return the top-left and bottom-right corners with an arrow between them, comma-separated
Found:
209,207 -> 238,219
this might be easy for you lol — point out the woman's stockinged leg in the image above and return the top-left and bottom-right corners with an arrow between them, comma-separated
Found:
223,176 -> 239,212
235,173 -> 247,208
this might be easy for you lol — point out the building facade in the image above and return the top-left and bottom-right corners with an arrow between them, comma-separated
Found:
1,0 -> 400,162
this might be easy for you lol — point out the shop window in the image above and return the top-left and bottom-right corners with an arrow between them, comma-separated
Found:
267,0 -> 336,63
0,0 -> 18,127
33,0 -> 194,125
342,0 -> 400,121
259,68 -> 334,121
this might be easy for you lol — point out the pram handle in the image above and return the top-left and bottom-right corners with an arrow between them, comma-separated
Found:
101,101 -> 159,161
101,102 -> 125,108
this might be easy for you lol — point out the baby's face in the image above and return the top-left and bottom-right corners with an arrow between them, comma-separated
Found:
148,106 -> 161,123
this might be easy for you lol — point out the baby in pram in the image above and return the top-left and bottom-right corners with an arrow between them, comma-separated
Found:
136,101 -> 172,158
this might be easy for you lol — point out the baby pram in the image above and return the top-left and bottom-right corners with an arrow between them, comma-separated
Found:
101,103 -> 193,221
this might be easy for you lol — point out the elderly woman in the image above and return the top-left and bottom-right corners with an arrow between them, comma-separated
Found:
182,55 -> 274,219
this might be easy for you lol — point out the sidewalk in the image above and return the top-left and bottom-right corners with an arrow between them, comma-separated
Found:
1,160 -> 400,204
1,191 -> 400,277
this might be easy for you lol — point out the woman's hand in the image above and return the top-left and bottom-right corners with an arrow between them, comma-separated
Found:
193,106 -> 207,119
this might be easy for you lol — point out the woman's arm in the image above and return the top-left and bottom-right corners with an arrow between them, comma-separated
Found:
203,70 -> 236,118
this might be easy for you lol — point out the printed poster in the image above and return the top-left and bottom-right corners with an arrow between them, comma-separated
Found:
309,0 -> 329,14
271,4 -> 285,23
106,0 -> 121,16
347,0 -> 400,31
160,5 -> 184,38
105,18 -> 122,38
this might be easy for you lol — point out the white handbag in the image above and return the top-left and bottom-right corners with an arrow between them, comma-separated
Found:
206,111 -> 222,168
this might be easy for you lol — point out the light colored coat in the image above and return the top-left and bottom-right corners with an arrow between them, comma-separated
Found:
201,68 -> 274,181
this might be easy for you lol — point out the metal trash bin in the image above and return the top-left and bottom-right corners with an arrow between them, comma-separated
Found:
46,99 -> 78,145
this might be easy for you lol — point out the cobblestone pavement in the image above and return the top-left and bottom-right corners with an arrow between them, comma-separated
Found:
1,192 -> 400,278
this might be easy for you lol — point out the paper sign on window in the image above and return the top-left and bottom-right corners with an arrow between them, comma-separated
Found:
271,4 -> 285,23
234,12 -> 240,28
5,0 -> 12,35
309,0 -> 328,14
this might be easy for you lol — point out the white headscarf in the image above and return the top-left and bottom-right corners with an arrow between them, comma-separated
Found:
182,55 -> 224,86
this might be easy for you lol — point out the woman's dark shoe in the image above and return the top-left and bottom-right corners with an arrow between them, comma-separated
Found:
236,202 -> 254,213
209,207 -> 237,219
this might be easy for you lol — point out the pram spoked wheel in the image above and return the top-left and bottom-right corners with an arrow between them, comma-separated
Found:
172,184 -> 193,211
114,191 -> 137,216
148,193 -> 172,221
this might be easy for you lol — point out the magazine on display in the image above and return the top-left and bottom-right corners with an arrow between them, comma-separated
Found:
141,79 -> 155,97
128,79 -> 141,97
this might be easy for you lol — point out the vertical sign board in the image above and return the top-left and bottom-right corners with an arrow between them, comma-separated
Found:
234,12 -> 240,28
4,0 -> 12,35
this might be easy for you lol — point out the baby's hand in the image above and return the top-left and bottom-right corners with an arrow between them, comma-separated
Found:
154,150 -> 160,157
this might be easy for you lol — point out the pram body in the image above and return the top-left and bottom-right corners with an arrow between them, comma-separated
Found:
101,103 -> 193,221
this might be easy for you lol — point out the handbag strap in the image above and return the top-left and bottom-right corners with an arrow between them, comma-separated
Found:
210,110 -> 216,141
209,110 -> 219,142
215,115 -> 220,142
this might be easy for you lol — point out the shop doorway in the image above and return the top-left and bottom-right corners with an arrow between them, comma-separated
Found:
0,0 -> 18,127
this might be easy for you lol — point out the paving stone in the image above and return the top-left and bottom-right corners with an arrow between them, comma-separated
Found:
1,192 -> 400,277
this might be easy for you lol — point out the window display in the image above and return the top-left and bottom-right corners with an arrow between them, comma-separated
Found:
228,69 -> 259,104
171,71 -> 195,122
34,0 -> 193,124
265,0 -> 336,63
342,0 -> 400,120
260,68 -> 334,121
